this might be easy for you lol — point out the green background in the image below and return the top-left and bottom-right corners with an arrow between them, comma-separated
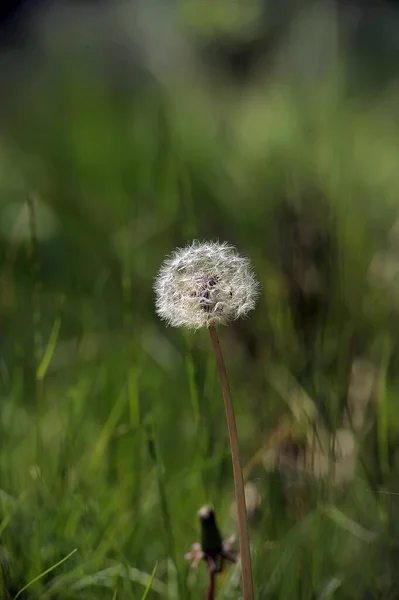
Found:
1,1 -> 399,598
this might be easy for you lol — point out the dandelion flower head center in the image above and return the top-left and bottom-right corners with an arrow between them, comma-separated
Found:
155,241 -> 260,329
191,273 -> 226,314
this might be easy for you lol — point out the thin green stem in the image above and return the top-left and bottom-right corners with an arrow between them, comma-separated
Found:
208,326 -> 254,600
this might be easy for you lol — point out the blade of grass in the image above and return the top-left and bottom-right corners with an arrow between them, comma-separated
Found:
128,365 -> 141,428
37,316 -> 62,380
145,420 -> 184,598
377,336 -> 391,481
185,351 -> 200,422
69,564 -> 165,595
89,386 -> 126,470
13,548 -> 77,600
27,193 -> 43,382
322,506 -> 378,542
141,562 -> 158,600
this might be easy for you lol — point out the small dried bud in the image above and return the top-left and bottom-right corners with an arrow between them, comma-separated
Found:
185,505 -> 238,574
198,505 -> 223,557
154,240 -> 260,329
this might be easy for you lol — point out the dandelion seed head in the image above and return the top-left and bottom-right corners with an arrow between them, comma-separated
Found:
154,240 -> 260,329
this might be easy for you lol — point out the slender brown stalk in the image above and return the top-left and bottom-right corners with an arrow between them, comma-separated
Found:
208,325 -> 254,600
208,570 -> 216,600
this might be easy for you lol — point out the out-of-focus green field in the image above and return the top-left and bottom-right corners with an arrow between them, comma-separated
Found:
2,2 -> 399,598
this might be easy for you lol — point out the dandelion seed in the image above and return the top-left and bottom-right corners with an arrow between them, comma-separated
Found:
154,240 -> 260,330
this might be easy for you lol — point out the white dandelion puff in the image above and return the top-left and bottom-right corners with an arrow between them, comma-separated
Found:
154,240 -> 260,329
154,239 -> 258,598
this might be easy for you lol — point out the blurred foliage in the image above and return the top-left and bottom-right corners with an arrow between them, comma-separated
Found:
1,0 -> 399,598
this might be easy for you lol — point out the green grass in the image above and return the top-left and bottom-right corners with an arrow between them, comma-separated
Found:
1,23 -> 399,598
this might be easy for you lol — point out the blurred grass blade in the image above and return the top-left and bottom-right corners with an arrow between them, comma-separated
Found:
13,548 -> 77,599
263,513 -> 317,594
128,365 -> 141,427
377,337 -> 391,481
141,562 -> 158,600
145,421 -> 184,597
167,558 -> 178,600
322,506 -> 378,542
268,364 -> 319,426
218,556 -> 242,599
89,387 -> 126,468
317,577 -> 342,599
70,564 -> 165,594
37,317 -> 62,380
185,350 -> 200,421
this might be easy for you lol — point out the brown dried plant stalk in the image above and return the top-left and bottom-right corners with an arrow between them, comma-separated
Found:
209,326 -> 254,599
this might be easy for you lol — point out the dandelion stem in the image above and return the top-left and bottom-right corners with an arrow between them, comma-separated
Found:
208,569 -> 216,600
208,325 -> 254,600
